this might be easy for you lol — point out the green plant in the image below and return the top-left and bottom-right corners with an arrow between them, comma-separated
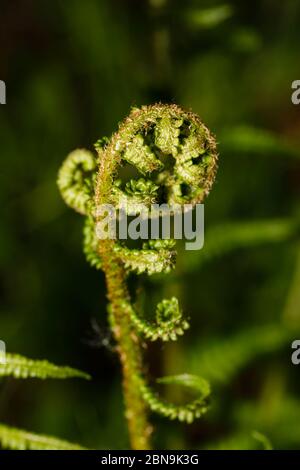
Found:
57,103 -> 218,449
0,354 -> 89,449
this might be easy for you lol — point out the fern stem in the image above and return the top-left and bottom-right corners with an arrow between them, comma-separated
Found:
99,239 -> 152,450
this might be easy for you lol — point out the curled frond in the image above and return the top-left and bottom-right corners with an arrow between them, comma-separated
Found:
0,423 -> 86,450
125,178 -> 159,198
57,104 -> 218,440
140,374 -> 210,423
111,178 -> 159,213
83,217 -> 102,270
0,354 -> 90,380
113,241 -> 176,275
57,149 -> 97,215
95,103 -> 218,208
127,297 -> 189,341
83,216 -> 176,274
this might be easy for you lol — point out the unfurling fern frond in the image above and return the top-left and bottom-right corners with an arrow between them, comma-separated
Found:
128,297 -> 189,342
113,241 -> 177,275
58,103 -> 218,449
0,424 -> 86,450
57,149 -> 97,215
0,353 -> 90,380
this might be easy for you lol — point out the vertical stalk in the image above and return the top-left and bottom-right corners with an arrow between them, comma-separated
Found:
99,240 -> 152,450
58,104 -> 218,449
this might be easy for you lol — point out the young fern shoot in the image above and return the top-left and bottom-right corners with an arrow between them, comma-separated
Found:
58,104 -> 218,449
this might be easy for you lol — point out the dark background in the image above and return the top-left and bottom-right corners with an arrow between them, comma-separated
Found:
1,0 -> 300,449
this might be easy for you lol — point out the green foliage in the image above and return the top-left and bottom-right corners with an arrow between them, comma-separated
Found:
0,424 -> 86,450
186,324 -> 295,385
251,431 -> 273,450
57,149 -> 97,215
234,397 -> 300,449
220,126 -> 300,158
123,135 -> 164,174
186,5 -> 234,30
206,431 -> 272,451
0,353 -> 89,449
154,116 -> 182,155
57,104 -> 218,447
2,0 -> 300,450
181,218 -> 298,272
0,353 -> 90,380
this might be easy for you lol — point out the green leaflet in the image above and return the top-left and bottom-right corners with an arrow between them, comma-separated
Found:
0,423 -> 86,450
155,116 -> 182,155
124,178 -> 158,197
175,132 -> 208,186
157,373 -> 210,399
123,134 -> 163,174
0,354 -> 90,380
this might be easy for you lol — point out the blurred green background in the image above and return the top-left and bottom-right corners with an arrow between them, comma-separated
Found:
1,0 -> 300,450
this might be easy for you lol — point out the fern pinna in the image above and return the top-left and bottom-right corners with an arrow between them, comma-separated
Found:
57,103 -> 218,449
0,354 -> 89,449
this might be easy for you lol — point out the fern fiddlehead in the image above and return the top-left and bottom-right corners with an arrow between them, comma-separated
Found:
58,103 -> 218,449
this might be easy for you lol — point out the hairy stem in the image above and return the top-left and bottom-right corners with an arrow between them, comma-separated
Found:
99,239 -> 152,450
